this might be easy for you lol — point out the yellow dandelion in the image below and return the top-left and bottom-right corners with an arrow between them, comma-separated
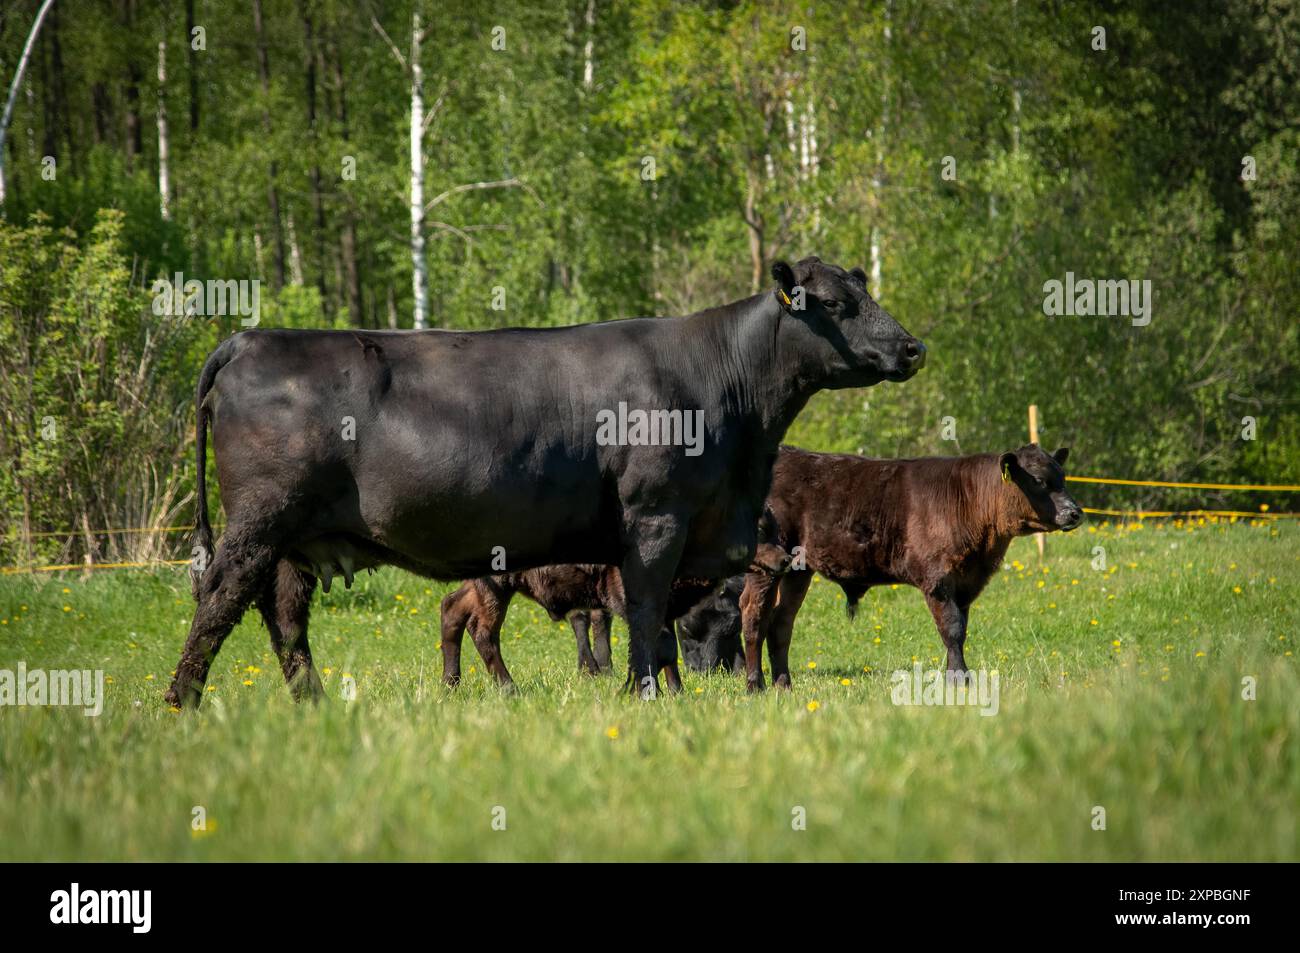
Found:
605,726 -> 619,740
840,678 -> 852,686
806,700 -> 820,712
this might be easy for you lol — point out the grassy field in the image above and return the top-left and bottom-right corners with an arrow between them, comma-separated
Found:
0,517 -> 1296,861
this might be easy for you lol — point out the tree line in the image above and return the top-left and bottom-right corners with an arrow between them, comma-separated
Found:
1,0 -> 1297,564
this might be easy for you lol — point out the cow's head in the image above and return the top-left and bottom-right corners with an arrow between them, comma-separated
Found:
999,444 -> 1083,533
771,256 -> 925,388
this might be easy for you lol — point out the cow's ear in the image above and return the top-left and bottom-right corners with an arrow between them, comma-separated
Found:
850,266 -> 868,287
771,260 -> 796,295
1053,447 -> 1070,466
999,451 -> 1019,483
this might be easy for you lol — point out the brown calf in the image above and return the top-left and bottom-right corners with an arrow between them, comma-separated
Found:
740,444 -> 1082,691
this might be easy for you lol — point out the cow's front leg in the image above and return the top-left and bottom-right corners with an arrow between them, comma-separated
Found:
739,570 -> 778,692
924,590 -> 970,676
619,510 -> 688,699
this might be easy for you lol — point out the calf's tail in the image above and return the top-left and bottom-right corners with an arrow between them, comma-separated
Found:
842,584 -> 868,621
189,338 -> 237,600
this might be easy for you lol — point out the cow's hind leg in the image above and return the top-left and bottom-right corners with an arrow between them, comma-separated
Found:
257,560 -> 324,702
165,528 -> 280,709
765,571 -> 813,690
570,611 -> 602,676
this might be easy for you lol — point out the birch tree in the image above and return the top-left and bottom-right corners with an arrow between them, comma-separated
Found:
0,0 -> 57,214
372,4 -> 522,330
157,38 -> 171,220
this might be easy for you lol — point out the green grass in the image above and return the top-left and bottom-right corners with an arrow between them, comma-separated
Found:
1,517 -> 1296,861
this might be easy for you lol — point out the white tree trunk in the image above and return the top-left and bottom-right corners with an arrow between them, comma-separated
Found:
409,12 -> 428,329
157,39 -> 171,220
583,0 -> 596,90
869,1 -> 891,298
0,0 -> 58,213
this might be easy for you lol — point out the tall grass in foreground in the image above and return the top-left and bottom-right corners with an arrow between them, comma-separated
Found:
0,519 -> 1295,861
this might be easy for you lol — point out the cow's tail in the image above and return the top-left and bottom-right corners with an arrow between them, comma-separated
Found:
190,338 -> 237,600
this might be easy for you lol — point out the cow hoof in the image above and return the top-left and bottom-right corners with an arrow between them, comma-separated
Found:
773,674 -> 792,690
745,679 -> 765,694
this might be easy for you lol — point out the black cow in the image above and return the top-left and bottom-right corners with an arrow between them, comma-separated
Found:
164,257 -> 924,707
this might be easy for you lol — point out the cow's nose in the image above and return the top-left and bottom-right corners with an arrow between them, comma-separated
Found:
904,338 -> 926,368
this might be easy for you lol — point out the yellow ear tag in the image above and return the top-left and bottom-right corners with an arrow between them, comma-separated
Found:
1001,464 -> 1010,483
778,288 -> 792,307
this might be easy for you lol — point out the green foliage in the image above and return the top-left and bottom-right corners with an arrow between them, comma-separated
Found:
0,0 -> 1297,543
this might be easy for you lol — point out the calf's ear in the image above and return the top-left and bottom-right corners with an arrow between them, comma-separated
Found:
850,266 -> 869,287
771,260 -> 796,294
999,451 -> 1019,483
1053,447 -> 1070,465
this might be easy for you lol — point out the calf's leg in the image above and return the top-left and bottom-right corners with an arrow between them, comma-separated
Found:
925,591 -> 970,675
656,623 -> 683,693
465,585 -> 517,690
589,609 -> 613,673
165,527 -> 280,709
739,570 -> 779,692
765,570 -> 813,690
256,560 -> 324,702
439,584 -> 474,686
570,611 -> 602,676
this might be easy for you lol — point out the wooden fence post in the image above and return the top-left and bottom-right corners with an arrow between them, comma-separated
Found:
1029,404 -> 1045,559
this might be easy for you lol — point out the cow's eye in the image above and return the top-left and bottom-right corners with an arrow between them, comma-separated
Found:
825,299 -> 844,313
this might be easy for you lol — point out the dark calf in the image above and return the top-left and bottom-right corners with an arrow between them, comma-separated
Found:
441,512 -> 791,691
741,444 -> 1082,691
677,575 -> 747,673
441,569 -> 724,693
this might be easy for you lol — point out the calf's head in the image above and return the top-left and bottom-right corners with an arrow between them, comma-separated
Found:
999,444 -> 1083,533
771,256 -> 925,388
